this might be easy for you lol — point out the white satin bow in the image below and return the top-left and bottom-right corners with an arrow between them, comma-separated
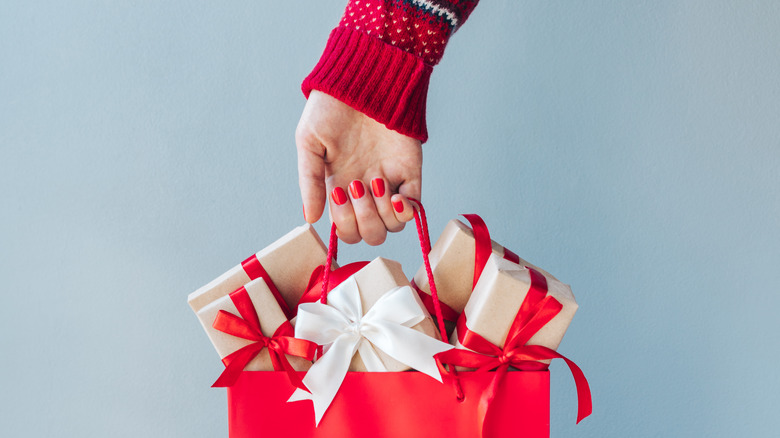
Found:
288,276 -> 453,425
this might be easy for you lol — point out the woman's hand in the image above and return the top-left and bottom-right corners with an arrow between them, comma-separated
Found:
296,90 -> 422,245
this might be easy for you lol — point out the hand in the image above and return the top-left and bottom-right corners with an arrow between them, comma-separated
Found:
296,90 -> 422,245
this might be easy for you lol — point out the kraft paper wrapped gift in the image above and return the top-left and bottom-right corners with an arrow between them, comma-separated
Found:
412,219 -> 555,326
452,253 -> 577,366
188,224 -> 329,320
197,277 -> 312,372
343,257 -> 442,372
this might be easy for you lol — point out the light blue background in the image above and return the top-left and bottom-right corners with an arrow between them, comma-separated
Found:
2,1 -> 778,436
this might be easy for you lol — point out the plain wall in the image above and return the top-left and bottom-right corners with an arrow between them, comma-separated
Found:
2,1 -> 778,436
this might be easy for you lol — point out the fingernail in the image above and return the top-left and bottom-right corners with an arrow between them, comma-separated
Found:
302,205 -> 307,222
371,178 -> 385,197
349,180 -> 365,199
331,187 -> 348,205
393,199 -> 405,213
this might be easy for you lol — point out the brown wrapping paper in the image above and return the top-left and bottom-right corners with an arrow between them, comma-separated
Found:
196,277 -> 311,372
452,254 -> 577,367
412,219 -> 555,329
188,223 -> 329,316
346,257 -> 442,372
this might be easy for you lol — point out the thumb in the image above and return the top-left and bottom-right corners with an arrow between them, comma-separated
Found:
296,132 -> 327,224
396,177 -> 421,204
393,170 -> 422,223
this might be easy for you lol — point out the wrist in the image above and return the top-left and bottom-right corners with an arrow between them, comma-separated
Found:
302,27 -> 432,143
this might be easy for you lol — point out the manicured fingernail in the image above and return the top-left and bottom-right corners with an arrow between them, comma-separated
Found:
393,199 -> 405,213
371,178 -> 385,197
349,180 -> 365,199
331,187 -> 348,205
302,205 -> 306,222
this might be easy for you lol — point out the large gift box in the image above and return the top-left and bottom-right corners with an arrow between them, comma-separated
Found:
196,277 -> 312,374
188,224 -> 329,319
289,256 -> 453,424
340,257 -> 441,372
412,217 -> 555,331
188,224 -> 328,374
451,253 -> 578,366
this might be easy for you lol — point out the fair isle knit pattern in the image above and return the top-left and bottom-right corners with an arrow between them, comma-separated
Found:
302,0 -> 480,142
339,0 -> 479,66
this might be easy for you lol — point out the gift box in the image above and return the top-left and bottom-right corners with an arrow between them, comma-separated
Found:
188,224 -> 329,334
311,256 -> 442,372
451,253 -> 578,366
289,256 -> 453,424
196,277 -> 312,374
412,218 -> 555,331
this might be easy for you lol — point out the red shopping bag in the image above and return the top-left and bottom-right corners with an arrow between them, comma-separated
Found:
228,370 -> 550,438
218,201 -> 589,437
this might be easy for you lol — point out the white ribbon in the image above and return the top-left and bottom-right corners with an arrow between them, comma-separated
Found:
288,276 -> 453,425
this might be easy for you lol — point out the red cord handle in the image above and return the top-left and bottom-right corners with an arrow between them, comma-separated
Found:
318,199 -> 447,341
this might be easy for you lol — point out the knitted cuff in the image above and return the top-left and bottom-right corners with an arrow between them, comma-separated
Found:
302,26 -> 432,143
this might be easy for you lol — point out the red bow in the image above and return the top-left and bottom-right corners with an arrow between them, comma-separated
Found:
211,287 -> 317,390
436,266 -> 592,432
435,214 -> 592,435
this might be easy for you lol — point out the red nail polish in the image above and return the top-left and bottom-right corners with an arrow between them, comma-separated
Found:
331,187 -> 348,205
393,199 -> 404,213
349,180 -> 365,199
371,178 -> 385,197
302,205 -> 307,222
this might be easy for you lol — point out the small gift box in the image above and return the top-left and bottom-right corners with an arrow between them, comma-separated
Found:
412,217 -> 555,331
197,277 -> 313,378
450,253 -> 578,367
188,223 -> 329,325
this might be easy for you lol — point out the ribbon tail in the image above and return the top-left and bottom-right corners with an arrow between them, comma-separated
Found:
523,345 -> 593,423
272,350 -> 309,392
287,335 -> 358,425
365,321 -> 453,382
562,356 -> 593,423
478,363 -> 509,438
211,343 -> 264,388
356,338 -> 388,372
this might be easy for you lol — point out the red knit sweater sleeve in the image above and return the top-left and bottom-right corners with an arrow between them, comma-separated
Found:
302,0 -> 480,143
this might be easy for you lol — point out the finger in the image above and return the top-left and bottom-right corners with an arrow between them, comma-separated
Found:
349,180 -> 387,246
370,177 -> 405,233
296,130 -> 326,224
391,194 -> 415,223
327,184 -> 361,244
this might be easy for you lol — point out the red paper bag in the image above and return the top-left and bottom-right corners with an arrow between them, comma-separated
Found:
227,371 -> 550,438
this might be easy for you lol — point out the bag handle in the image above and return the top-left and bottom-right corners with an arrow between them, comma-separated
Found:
319,199 -> 465,401
319,198 -> 449,344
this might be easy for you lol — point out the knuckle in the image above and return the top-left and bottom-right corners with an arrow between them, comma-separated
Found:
364,231 -> 387,247
295,127 -> 317,149
354,208 -> 375,223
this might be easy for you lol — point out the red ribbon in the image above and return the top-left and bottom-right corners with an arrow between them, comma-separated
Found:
241,254 -> 294,320
297,261 -> 368,306
411,279 -> 460,323
436,266 -> 591,431
436,215 -> 592,433
211,287 -> 317,390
